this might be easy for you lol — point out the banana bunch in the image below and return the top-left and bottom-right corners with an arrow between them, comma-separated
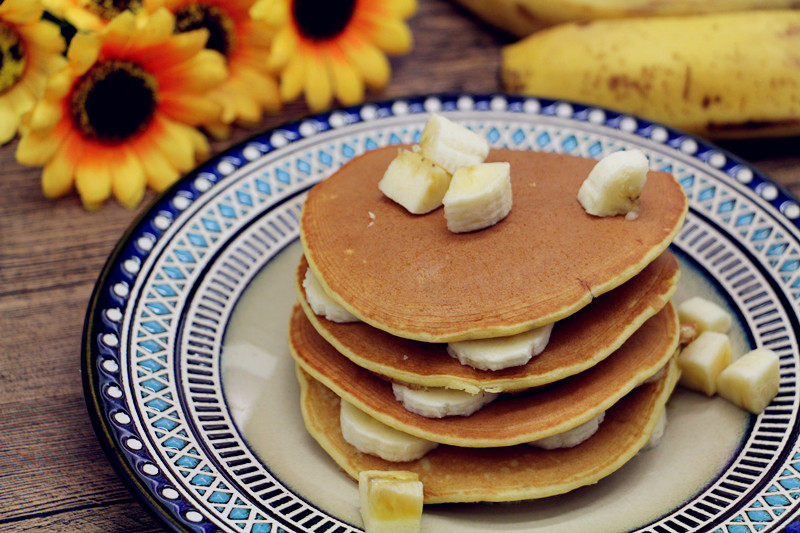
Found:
499,10 -> 800,139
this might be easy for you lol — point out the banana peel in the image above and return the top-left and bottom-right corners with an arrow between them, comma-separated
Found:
502,11 -> 800,139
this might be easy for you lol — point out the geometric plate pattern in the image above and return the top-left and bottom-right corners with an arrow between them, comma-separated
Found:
83,94 -> 800,532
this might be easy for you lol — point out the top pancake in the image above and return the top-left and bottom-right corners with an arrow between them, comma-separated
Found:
301,146 -> 687,342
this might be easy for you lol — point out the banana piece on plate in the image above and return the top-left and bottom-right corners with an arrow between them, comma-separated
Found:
577,149 -> 649,217
303,268 -> 359,323
447,323 -> 553,371
677,331 -> 731,396
717,348 -> 780,414
340,400 -> 438,462
442,162 -> 513,233
378,149 -> 451,215
419,113 -> 489,174
359,471 -> 423,533
392,383 -> 499,418
678,296 -> 732,334
529,412 -> 605,450
642,408 -> 668,450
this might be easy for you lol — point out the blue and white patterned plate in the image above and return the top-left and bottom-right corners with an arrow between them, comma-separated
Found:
83,94 -> 800,533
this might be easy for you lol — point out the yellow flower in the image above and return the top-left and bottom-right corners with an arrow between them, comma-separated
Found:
0,0 -> 66,145
251,0 -> 416,112
146,0 -> 281,139
42,0 -> 144,31
16,9 -> 227,210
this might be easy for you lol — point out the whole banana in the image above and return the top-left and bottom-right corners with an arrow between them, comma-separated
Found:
454,0 -> 799,37
502,11 -> 800,139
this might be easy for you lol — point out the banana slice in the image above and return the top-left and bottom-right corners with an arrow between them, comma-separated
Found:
391,383 -> 499,418
442,162 -> 513,233
529,411 -> 606,450
577,149 -> 649,217
717,348 -> 780,414
378,149 -> 451,215
359,471 -> 423,533
340,400 -> 438,462
447,323 -> 553,371
419,113 -> 489,174
677,331 -> 731,396
678,296 -> 732,334
642,408 -> 668,450
303,268 -> 359,323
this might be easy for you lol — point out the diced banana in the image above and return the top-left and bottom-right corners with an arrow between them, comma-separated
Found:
677,296 -> 732,334
447,322 -> 552,371
442,162 -> 513,233
677,331 -> 731,396
642,408 -> 668,450
528,412 -> 605,450
419,113 -> 489,174
392,383 -> 499,418
359,471 -> 423,533
577,149 -> 649,217
378,149 -> 452,215
717,348 -> 780,414
303,268 -> 359,323
340,400 -> 438,462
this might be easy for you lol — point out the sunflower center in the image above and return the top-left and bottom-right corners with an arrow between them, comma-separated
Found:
70,60 -> 158,143
175,4 -> 235,57
86,0 -> 143,20
292,0 -> 356,41
0,22 -> 26,94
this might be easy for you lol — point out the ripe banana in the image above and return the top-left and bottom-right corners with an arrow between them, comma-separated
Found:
359,471 -> 423,533
303,268 -> 359,323
442,162 -> 513,233
419,113 -> 489,174
577,150 -> 648,217
502,11 -> 800,139
642,408 -> 668,450
447,322 -> 553,371
677,331 -> 731,396
340,400 -> 438,462
454,0 -> 798,37
717,348 -> 780,414
678,296 -> 732,334
391,383 -> 499,418
528,411 -> 605,449
378,149 -> 451,215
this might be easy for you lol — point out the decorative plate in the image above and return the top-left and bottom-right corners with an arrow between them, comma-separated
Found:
83,94 -> 800,533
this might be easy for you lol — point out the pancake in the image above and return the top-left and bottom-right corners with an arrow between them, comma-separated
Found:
297,358 -> 679,503
288,302 -> 679,447
300,147 -> 687,342
296,251 -> 679,393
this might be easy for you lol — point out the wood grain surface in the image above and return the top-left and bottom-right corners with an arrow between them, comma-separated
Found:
1,1 -> 798,531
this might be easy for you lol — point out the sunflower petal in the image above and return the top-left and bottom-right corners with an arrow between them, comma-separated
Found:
29,98 -> 63,131
0,0 -> 44,25
0,104 -> 20,145
67,33 -> 102,76
250,0 -> 288,26
236,66 -> 281,112
134,137 -> 180,191
18,21 -> 66,54
16,123 -> 66,165
304,52 -> 332,112
160,92 -> 223,125
111,148 -> 147,208
75,151 -> 112,209
341,37 -> 390,90
152,117 -> 196,172
42,137 -> 78,198
204,121 -> 232,140
267,25 -> 296,71
45,69 -> 74,99
327,51 -> 364,106
387,0 -> 417,18
366,17 -> 413,55
280,53 -> 305,102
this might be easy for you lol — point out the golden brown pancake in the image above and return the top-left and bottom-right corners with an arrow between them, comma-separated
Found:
300,147 -> 687,342
297,358 -> 679,503
296,252 -> 679,393
288,302 -> 678,447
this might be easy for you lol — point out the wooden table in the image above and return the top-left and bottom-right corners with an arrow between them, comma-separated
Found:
2,1 -> 798,531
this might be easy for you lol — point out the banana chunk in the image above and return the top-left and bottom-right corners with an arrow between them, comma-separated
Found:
678,296 -> 732,334
717,349 -> 780,414
642,408 -> 668,450
359,471 -> 423,533
677,331 -> 731,396
442,162 -> 513,233
303,268 -> 359,323
529,412 -> 605,449
447,323 -> 553,371
577,149 -> 649,217
419,113 -> 489,174
392,383 -> 499,418
340,400 -> 438,462
378,149 -> 451,215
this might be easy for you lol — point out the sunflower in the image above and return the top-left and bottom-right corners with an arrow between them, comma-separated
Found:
16,9 -> 227,209
146,0 -> 280,138
0,0 -> 65,145
42,0 -> 144,32
250,0 -> 416,112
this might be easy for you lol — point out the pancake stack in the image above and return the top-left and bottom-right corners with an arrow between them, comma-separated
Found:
289,145 -> 688,503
